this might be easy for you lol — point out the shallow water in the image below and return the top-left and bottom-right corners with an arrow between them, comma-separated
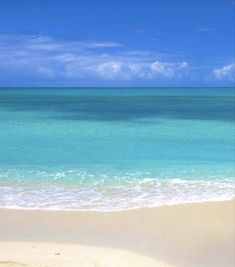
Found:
0,87 -> 234,210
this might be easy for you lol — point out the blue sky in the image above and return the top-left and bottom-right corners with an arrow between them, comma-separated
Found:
0,0 -> 234,87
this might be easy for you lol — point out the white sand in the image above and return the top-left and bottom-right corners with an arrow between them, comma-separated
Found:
0,200 -> 234,267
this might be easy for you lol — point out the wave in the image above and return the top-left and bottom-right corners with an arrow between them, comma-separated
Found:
0,175 -> 234,211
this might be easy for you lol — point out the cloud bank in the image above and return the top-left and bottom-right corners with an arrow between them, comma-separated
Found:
0,34 -> 189,83
213,63 -> 235,81
1,34 -> 233,86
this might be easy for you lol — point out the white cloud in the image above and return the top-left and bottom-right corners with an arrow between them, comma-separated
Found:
27,43 -> 66,51
88,60 -> 188,80
0,34 -> 189,81
179,62 -> 188,69
84,41 -> 122,48
213,63 -> 235,81
96,61 -> 122,79
150,61 -> 175,78
149,61 -> 188,78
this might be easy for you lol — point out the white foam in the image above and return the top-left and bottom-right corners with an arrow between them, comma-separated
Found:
0,178 -> 234,211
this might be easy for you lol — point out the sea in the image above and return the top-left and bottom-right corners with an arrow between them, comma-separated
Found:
0,87 -> 234,211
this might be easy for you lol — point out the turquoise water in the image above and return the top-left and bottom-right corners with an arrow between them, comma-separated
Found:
0,87 -> 234,210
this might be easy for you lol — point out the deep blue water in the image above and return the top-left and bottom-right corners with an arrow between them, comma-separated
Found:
0,87 -> 234,210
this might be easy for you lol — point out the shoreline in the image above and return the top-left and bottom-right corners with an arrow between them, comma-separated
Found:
0,200 -> 234,267
0,196 -> 234,212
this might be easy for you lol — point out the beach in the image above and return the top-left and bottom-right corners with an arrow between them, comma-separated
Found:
0,0 -> 234,264
0,200 -> 234,267
0,88 -> 234,266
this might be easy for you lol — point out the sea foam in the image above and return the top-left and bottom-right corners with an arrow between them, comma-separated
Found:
0,171 -> 234,211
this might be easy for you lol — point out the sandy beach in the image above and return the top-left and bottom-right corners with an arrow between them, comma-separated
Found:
0,200 -> 234,267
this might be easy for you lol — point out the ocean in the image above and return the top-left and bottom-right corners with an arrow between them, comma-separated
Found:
0,87 -> 234,210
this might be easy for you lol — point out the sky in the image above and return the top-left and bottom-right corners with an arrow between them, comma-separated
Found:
0,0 -> 234,87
